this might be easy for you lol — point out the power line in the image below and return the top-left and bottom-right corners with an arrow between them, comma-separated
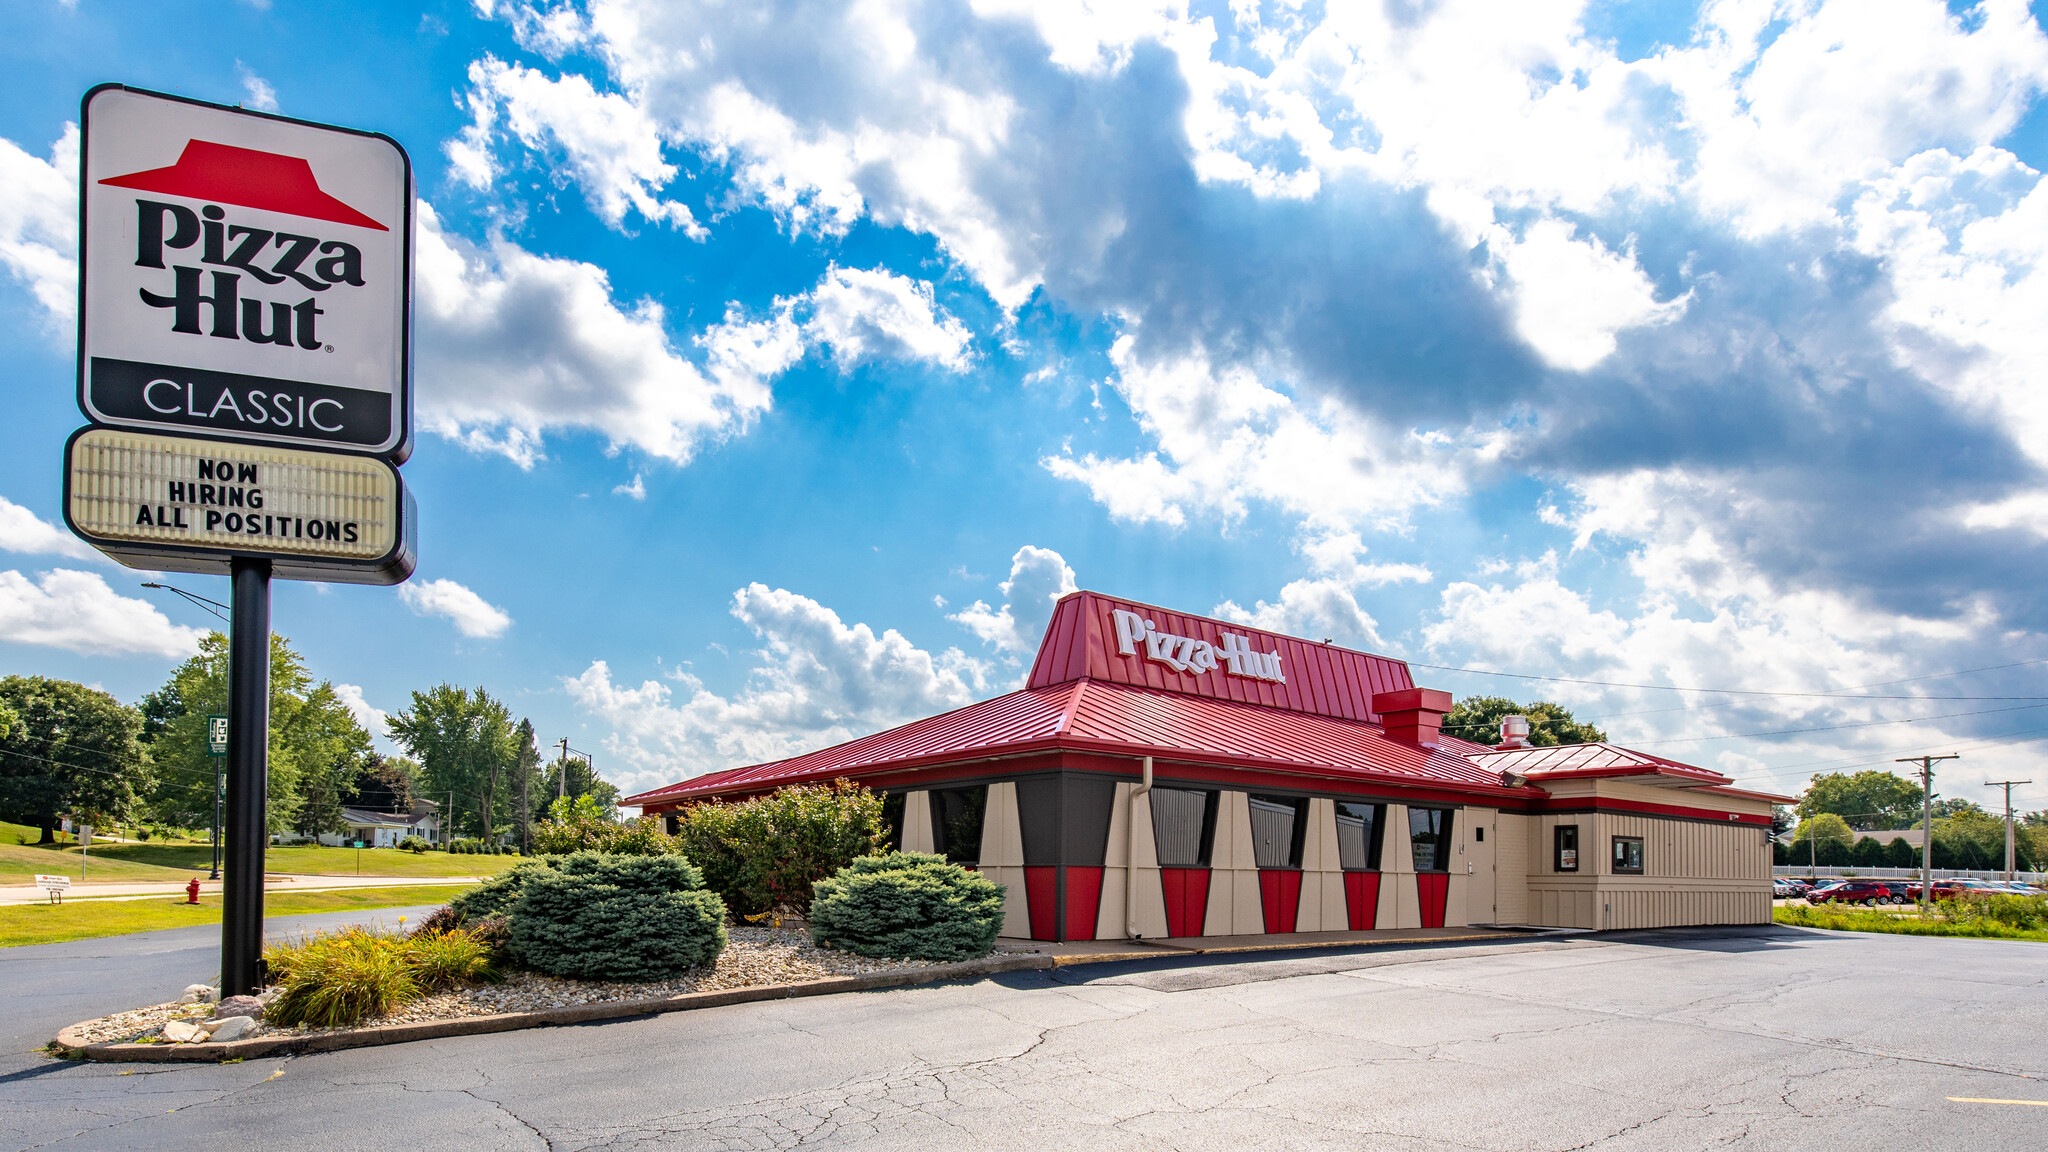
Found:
1406,660 -> 2048,701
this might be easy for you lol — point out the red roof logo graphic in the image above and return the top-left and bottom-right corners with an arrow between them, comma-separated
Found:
99,139 -> 388,231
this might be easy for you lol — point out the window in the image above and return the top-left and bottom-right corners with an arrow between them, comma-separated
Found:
1474,826 -> 1484,843
929,786 -> 988,865
1611,835 -> 1645,875
1334,801 -> 1384,871
879,792 -> 907,852
1249,794 -> 1309,869
1150,787 -> 1218,868
1554,824 -> 1579,872
1409,806 -> 1453,872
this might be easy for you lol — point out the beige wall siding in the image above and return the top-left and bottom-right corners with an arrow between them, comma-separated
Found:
1494,813 -> 1530,925
973,783 -> 1031,939
1296,797 -> 1345,932
1203,791 -> 1266,935
1511,791 -> 1772,929
902,791 -> 934,854
1096,781 -> 1169,940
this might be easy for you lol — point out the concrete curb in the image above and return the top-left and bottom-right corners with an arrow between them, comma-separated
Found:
53,952 -> 1056,1063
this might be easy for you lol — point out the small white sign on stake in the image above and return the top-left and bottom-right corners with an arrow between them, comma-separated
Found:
36,874 -> 71,904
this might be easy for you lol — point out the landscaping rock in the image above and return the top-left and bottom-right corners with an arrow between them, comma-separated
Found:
161,1020 -> 205,1044
206,1015 -> 253,1042
178,984 -> 216,1005
213,996 -> 264,1021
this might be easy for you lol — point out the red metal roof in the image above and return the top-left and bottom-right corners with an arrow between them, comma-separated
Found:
623,678 -> 1524,807
1027,591 -> 1415,723
1462,742 -> 1732,787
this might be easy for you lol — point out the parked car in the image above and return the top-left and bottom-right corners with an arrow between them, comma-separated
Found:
1904,878 -> 1998,901
1807,880 -> 1906,906
1773,878 -> 1813,898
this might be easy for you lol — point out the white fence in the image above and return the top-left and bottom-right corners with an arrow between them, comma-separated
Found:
1775,866 -> 2046,884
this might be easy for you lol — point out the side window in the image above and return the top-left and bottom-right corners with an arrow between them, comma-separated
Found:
1554,824 -> 1579,872
1334,801 -> 1384,871
879,791 -> 906,852
929,786 -> 988,865
1409,806 -> 1453,872
1150,787 -> 1218,868
1248,794 -> 1309,869
1612,835 -> 1645,875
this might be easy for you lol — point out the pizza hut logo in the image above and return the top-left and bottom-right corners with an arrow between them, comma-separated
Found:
99,139 -> 385,351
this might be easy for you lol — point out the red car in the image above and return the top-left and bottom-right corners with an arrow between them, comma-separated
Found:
1905,878 -> 1997,901
1807,880 -> 1907,906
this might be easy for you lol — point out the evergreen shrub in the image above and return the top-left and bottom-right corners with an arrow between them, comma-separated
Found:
449,858 -> 552,923
809,852 -> 1005,962
507,852 -> 727,980
673,780 -> 888,917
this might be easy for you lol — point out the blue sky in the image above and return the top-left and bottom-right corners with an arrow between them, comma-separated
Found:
6,0 -> 2048,813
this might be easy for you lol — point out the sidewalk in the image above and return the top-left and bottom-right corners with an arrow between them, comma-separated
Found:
994,924 -> 1544,965
0,874 -> 483,906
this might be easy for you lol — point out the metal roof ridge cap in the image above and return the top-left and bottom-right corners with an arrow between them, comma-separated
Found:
1048,734 -> 1534,797
1055,677 -> 1090,736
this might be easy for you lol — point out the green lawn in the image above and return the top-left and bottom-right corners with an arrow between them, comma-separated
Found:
0,883 -> 471,949
1773,903 -> 2048,942
1,821 -> 521,882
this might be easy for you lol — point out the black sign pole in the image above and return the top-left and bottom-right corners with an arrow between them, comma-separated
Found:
221,557 -> 272,997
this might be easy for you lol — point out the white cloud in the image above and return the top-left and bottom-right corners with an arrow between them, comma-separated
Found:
613,472 -> 646,500
413,202 -> 780,467
1214,579 -> 1388,651
0,569 -> 204,659
1488,219 -> 1689,372
332,683 -> 391,741
950,545 -> 1077,657
236,62 -> 280,113
566,584 -> 989,792
454,56 -> 706,235
0,497 -> 103,563
398,578 -> 513,638
801,265 -> 972,372
0,123 -> 78,324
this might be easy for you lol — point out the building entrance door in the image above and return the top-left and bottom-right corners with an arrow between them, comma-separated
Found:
1466,809 -> 1496,924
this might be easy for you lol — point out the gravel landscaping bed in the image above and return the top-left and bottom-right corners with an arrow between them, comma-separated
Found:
63,926 -> 955,1047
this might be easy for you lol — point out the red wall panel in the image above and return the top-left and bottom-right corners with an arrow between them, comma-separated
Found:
1065,866 -> 1104,941
1258,869 -> 1304,934
1416,872 -> 1450,929
1025,866 -> 1057,941
1160,867 -> 1211,938
1343,871 -> 1381,931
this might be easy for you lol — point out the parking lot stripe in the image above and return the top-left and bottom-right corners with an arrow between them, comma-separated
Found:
1947,1098 -> 2048,1107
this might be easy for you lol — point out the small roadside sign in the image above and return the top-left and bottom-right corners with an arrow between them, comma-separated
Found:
78,825 -> 93,848
207,713 -> 229,756
36,874 -> 71,904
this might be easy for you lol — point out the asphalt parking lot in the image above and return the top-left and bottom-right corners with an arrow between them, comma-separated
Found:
3,922 -> 2044,1151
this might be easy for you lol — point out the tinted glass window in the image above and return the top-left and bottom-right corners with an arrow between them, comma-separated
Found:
1612,835 -> 1644,875
1249,794 -> 1309,869
930,786 -> 988,865
1150,787 -> 1217,868
879,791 -> 906,852
1334,801 -> 1383,871
1554,824 -> 1579,872
1409,806 -> 1453,872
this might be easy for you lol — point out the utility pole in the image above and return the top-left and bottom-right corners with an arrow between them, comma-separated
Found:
558,738 -> 569,803
1984,779 -> 2031,882
1899,754 -> 1959,912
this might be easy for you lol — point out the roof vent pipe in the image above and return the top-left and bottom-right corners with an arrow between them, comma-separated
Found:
1126,756 -> 1153,941
1498,715 -> 1532,749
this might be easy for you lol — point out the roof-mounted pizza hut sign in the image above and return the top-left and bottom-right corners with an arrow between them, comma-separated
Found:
79,84 -> 411,460
67,83 -> 416,586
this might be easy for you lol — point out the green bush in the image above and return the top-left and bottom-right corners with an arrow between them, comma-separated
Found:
507,852 -> 728,981
674,780 -> 888,917
530,793 -> 679,855
809,852 -> 1005,962
397,835 -> 427,854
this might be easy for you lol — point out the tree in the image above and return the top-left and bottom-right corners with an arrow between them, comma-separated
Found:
344,753 -> 418,811
0,676 -> 151,843
513,719 -> 540,854
539,755 -> 620,811
1789,813 -> 1855,866
1441,696 -> 1607,747
387,685 -> 517,843
142,632 -> 370,837
1796,770 -> 1923,831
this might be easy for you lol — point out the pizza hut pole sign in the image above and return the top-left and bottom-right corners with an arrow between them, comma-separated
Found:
80,84 -> 412,459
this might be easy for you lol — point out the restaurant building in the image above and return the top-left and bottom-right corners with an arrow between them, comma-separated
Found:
625,592 -> 1783,940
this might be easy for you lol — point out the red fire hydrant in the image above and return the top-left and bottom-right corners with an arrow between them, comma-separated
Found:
186,877 -> 202,904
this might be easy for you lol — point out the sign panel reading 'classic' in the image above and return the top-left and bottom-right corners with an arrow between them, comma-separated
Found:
80,85 -> 412,459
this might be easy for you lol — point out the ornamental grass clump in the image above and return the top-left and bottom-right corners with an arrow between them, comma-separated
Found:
809,852 -> 1006,962
264,927 -> 422,1029
508,852 -> 727,981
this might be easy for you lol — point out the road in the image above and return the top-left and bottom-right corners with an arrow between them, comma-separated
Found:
0,875 -> 482,906
3,925 -> 2044,1150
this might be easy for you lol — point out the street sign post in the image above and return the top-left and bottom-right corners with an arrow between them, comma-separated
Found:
68,85 -> 417,997
207,713 -> 227,880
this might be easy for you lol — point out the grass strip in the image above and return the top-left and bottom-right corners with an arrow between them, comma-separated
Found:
1773,903 -> 2048,942
0,884 -> 472,949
